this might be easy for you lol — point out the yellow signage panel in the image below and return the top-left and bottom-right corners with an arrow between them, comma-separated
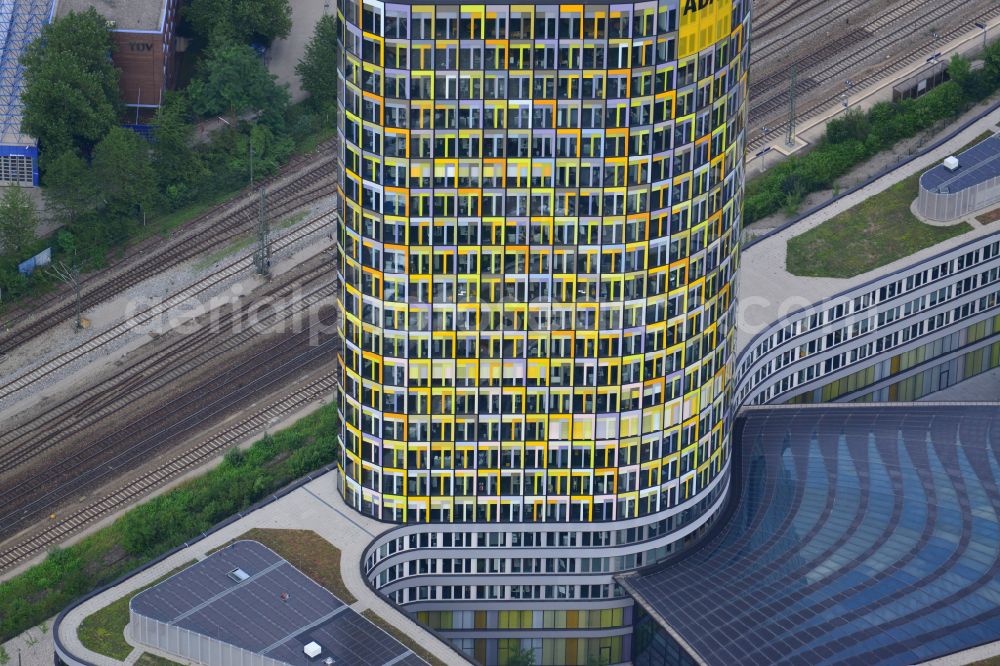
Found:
678,0 -> 733,58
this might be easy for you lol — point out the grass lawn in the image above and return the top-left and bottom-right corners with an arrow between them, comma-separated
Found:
76,561 -> 196,660
786,173 -> 972,278
361,609 -> 449,666
225,528 -> 357,604
134,653 -> 185,666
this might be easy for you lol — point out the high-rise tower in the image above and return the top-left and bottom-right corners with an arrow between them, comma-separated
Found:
336,0 -> 750,662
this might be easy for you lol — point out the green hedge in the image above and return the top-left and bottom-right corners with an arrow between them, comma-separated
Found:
746,44 -> 1000,225
0,403 -> 339,643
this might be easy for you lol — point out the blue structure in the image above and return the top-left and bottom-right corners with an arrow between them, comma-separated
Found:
922,135 -> 1000,195
918,134 -> 1000,221
0,0 -> 55,186
623,405 -> 1000,666
129,541 -> 429,666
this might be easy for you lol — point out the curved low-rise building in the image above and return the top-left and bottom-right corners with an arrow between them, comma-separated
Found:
624,405 -> 1000,666
333,0 -> 1000,662
917,134 -> 1000,222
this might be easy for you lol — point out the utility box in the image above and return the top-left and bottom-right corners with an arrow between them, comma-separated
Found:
943,156 -> 960,171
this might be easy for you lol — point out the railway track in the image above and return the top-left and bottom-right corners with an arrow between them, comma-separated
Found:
0,302 -> 342,540
0,141 -> 338,357
754,0 -> 835,44
0,370 -> 340,574
748,1 -> 1000,149
0,260 -> 339,478
751,0 -> 974,119
0,209 -> 337,405
752,0 -> 871,64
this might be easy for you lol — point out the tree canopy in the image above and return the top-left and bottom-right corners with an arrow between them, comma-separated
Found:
0,187 -> 39,259
21,8 -> 120,159
152,93 -> 209,207
44,150 -> 99,223
296,14 -> 338,117
91,127 -> 158,221
188,43 -> 290,120
507,647 -> 536,666
185,0 -> 292,46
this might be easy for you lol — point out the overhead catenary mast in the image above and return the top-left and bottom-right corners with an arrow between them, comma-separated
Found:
786,63 -> 797,147
254,188 -> 270,277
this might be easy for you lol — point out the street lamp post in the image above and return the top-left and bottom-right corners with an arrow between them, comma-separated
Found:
975,21 -> 988,50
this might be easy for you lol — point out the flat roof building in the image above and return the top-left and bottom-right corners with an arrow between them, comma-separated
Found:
918,134 -> 1000,221
0,0 -> 54,186
53,0 -> 179,113
130,540 -> 428,666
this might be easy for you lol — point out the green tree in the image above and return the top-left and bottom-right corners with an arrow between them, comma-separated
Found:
296,14 -> 338,119
91,127 -> 157,222
21,8 -> 120,158
0,187 -> 38,258
188,44 -> 290,121
43,150 -> 99,223
947,54 -> 981,99
826,108 -> 870,145
55,229 -> 77,257
984,39 -> 1000,84
914,81 -> 966,126
186,0 -> 292,46
152,93 -> 208,207
506,647 -> 535,666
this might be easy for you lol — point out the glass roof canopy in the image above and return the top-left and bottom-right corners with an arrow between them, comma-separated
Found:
621,405 -> 1000,666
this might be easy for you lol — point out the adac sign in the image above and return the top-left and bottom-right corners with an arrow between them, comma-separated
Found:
677,0 -> 732,58
683,0 -> 716,15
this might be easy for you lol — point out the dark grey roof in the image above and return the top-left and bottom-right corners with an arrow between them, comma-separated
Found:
921,134 -> 1000,194
623,405 -> 1000,666
131,540 -> 427,666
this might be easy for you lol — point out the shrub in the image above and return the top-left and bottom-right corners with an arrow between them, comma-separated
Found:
746,50 -> 1000,225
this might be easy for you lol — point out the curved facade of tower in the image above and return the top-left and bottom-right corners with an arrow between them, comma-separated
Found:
338,0 -> 749,524
336,0 -> 749,661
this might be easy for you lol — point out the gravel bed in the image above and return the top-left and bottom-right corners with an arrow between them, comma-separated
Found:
0,195 -> 338,418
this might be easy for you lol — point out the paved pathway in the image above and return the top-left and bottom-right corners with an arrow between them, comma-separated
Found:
56,472 -> 467,666
267,0 -> 332,102
737,107 -> 1000,351
1,622 -> 55,666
